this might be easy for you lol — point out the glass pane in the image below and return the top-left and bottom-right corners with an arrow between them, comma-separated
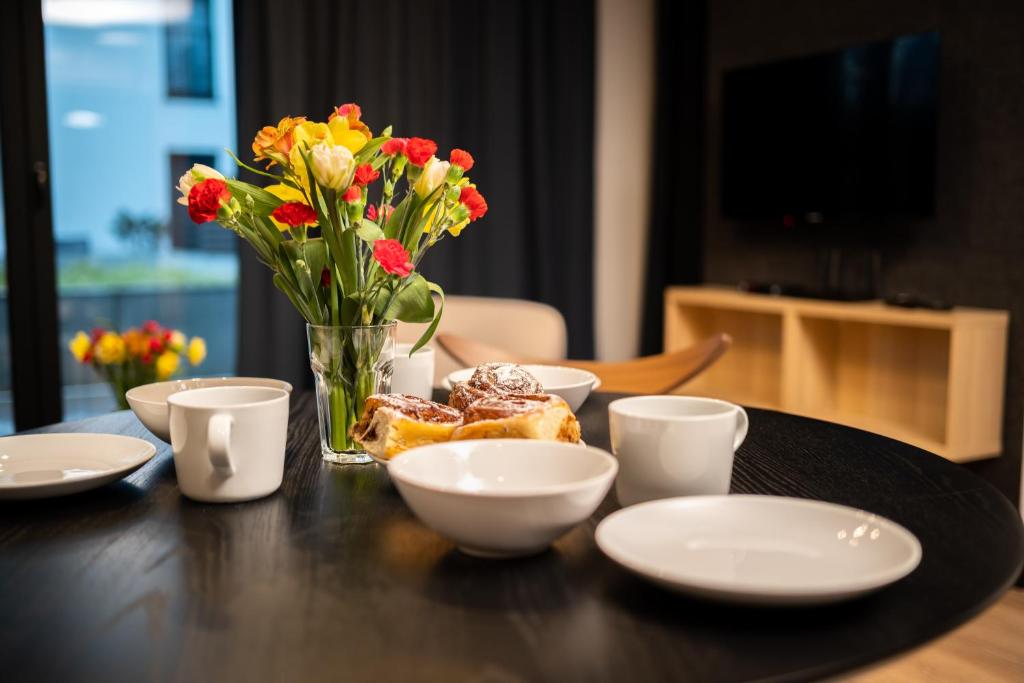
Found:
43,0 -> 237,419
0,138 -> 11,433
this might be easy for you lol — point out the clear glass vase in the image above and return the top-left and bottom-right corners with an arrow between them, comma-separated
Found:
307,322 -> 397,464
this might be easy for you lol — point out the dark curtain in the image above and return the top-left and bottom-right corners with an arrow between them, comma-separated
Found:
639,0 -> 707,354
234,0 -> 596,386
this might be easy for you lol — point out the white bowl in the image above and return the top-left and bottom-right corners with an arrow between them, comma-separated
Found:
389,439 -> 618,558
126,377 -> 293,442
443,364 -> 600,411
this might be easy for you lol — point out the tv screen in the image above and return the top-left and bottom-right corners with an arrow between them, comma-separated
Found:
720,33 -> 939,228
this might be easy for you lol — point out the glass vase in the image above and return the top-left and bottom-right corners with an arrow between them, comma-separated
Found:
307,322 -> 397,464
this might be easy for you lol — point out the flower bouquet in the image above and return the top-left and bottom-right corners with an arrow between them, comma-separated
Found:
177,103 -> 487,463
68,321 -> 207,409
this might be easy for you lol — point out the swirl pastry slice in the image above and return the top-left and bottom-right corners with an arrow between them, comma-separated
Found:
448,362 -> 544,411
451,394 -> 582,443
350,394 -> 463,461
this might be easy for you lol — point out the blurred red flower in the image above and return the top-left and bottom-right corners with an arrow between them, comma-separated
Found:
353,163 -> 380,186
188,179 -> 230,223
272,202 -> 318,227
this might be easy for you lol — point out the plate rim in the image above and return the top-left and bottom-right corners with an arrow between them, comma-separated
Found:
0,433 -> 158,491
595,494 -> 922,598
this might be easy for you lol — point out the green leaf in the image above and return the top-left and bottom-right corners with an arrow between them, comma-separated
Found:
226,179 -> 283,216
354,219 -> 384,243
382,273 -> 435,323
355,134 -> 389,164
273,272 -> 318,323
225,148 -> 284,183
411,281 -> 445,353
384,193 -> 413,240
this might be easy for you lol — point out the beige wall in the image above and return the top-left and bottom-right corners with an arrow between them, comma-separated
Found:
593,0 -> 655,360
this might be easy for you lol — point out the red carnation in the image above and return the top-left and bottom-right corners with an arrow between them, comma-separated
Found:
366,204 -> 379,221
405,137 -> 437,167
188,178 -> 230,224
366,204 -> 394,223
449,149 -> 474,172
272,202 -> 318,227
320,267 -> 331,288
343,186 -> 363,203
373,239 -> 414,277
353,163 -> 380,187
381,138 -> 408,156
458,186 -> 489,221
142,320 -> 160,335
148,338 -> 163,354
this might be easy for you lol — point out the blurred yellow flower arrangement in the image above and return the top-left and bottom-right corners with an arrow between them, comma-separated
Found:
68,320 -> 206,409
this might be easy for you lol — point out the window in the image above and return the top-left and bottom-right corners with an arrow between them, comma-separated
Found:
43,0 -> 237,420
166,0 -> 214,99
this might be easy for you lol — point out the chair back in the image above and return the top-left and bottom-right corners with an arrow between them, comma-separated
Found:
396,296 -> 567,385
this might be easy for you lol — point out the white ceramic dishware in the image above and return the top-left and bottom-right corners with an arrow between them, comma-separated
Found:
167,386 -> 290,502
608,395 -> 747,506
391,343 -> 436,399
443,364 -> 601,411
389,439 -> 617,557
0,433 -> 157,500
596,495 -> 922,605
127,376 -> 293,442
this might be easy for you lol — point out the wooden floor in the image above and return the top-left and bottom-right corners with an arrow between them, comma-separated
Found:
848,588 -> 1024,682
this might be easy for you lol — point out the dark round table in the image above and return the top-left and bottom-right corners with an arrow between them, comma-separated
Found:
1,391 -> 1021,682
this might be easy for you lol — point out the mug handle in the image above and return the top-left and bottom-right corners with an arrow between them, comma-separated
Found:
733,406 -> 749,451
208,413 -> 235,475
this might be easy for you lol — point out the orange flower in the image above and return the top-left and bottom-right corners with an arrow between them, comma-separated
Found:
329,103 -> 372,141
252,116 -> 307,165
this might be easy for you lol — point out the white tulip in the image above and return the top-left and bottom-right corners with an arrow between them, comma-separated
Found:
176,163 -> 224,205
414,156 -> 451,198
310,142 -> 356,191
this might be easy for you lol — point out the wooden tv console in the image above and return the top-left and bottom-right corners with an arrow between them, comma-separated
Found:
664,286 -> 1009,462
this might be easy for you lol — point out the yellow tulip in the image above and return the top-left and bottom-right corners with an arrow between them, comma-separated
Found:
187,337 -> 207,366
327,116 -> 368,154
156,351 -> 180,380
93,332 -> 127,365
69,332 -> 92,362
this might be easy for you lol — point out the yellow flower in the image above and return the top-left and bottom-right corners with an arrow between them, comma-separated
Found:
93,332 -> 127,365
169,330 -> 186,353
327,117 -> 369,154
414,156 -> 450,199
68,332 -> 92,362
252,116 -> 306,166
155,351 -> 180,380
265,183 -> 316,231
187,337 -> 207,366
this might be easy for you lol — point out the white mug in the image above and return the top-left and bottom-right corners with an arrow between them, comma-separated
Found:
608,396 -> 748,506
167,386 -> 290,502
391,343 -> 436,399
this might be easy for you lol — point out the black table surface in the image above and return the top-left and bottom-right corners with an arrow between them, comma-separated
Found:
1,391 -> 1022,683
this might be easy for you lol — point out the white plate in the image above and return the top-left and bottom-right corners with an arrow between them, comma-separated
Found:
596,495 -> 921,605
442,365 -> 601,411
0,434 -> 157,500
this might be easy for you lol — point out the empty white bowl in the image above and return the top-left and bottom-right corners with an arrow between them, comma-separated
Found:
389,439 -> 618,558
443,364 -> 601,411
126,377 -> 293,442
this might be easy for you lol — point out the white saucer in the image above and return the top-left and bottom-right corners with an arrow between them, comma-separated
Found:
0,434 -> 157,500
596,495 -> 921,605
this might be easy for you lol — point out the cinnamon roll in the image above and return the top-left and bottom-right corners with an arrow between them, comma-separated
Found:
451,393 -> 581,443
350,394 -> 463,461
448,362 -> 544,411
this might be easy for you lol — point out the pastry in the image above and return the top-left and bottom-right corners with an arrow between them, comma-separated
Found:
451,393 -> 581,443
448,362 -> 544,411
350,394 -> 463,461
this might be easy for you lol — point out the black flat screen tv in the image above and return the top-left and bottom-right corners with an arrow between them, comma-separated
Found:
720,33 -> 939,232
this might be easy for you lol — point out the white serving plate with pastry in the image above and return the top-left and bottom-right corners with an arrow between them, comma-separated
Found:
389,439 -> 617,557
595,495 -> 922,605
444,364 -> 600,411
127,376 -> 293,442
0,434 -> 157,500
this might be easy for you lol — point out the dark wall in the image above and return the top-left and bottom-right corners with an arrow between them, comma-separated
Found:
705,0 -> 1024,503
